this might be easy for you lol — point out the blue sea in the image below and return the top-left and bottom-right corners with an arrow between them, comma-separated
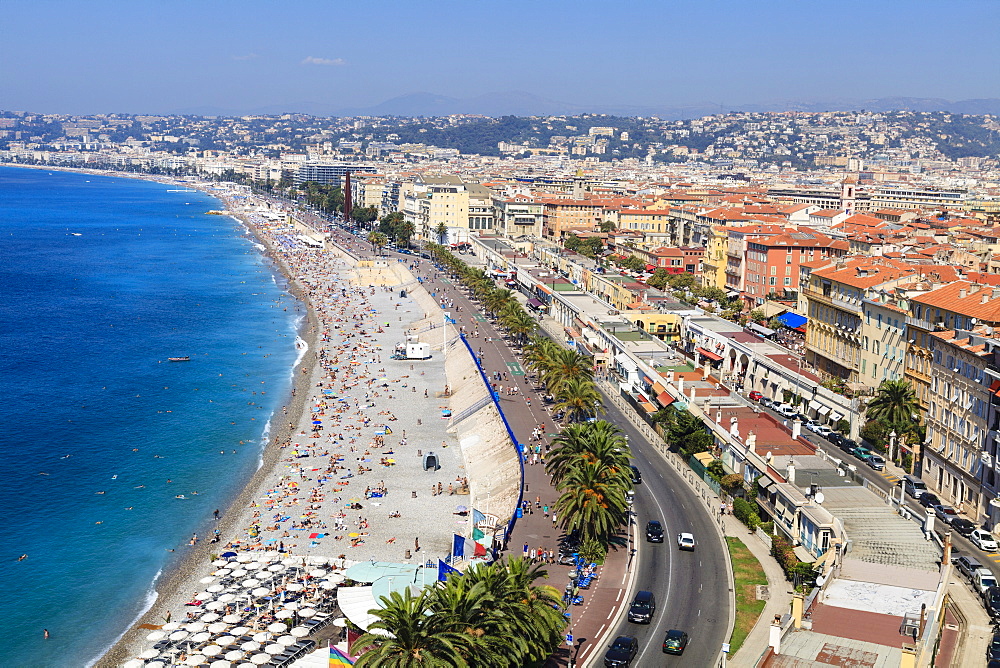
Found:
0,166 -> 302,665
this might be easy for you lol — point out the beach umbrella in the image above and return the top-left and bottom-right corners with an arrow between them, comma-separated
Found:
319,580 -> 338,590
208,622 -> 228,634
191,631 -> 212,643
239,641 -> 260,652
230,626 -> 251,637
332,618 -> 347,627
216,635 -> 237,647
146,662 -> 165,668
298,608 -> 317,618
212,559 -> 228,567
222,614 -> 242,624
286,583 -> 304,592
264,643 -> 284,655
267,564 -> 284,573
140,649 -> 160,659
203,644 -> 223,656
230,569 -> 248,578
329,573 -> 345,584
251,587 -> 269,597
206,601 -> 226,611
221,552 -> 237,559
196,592 -> 214,600
309,556 -> 328,565
168,630 -> 189,642
280,558 -> 298,566
281,601 -> 299,611
245,562 -> 263,570
184,655 -> 206,665
163,622 -> 182,631
309,568 -> 327,577
290,627 -> 309,638
214,568 -> 231,576
218,593 -> 236,603
276,635 -> 297,647
237,554 -> 253,563
210,662 -> 232,668
224,650 -> 244,661
200,576 -> 217,584
207,584 -> 225,593
201,612 -> 221,623
146,631 -> 167,641
250,654 -> 270,666
122,661 -> 143,668
242,578 -> 260,588
186,622 -> 207,633
253,631 -> 272,642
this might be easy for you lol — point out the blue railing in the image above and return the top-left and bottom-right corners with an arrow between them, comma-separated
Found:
458,332 -> 525,544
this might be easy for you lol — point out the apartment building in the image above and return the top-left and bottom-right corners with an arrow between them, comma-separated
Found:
400,175 -> 494,243
540,198 -> 604,239
743,231 -> 848,307
924,327 -> 998,517
494,195 -> 544,238
803,258 -> 917,387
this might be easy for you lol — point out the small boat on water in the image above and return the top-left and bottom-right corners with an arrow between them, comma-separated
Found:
168,356 -> 191,362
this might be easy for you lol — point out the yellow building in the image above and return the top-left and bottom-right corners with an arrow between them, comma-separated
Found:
630,312 -> 682,342
701,225 -> 729,290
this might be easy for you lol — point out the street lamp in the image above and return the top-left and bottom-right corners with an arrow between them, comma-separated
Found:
889,430 -> 897,464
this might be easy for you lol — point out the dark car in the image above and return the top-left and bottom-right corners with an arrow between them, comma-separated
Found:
604,635 -> 638,667
630,465 -> 642,484
952,518 -> 977,537
646,520 -> 664,543
828,432 -> 844,446
989,632 -> 1000,660
627,590 -> 656,624
986,586 -> 1000,619
918,492 -> 941,508
839,438 -> 858,453
662,629 -> 690,655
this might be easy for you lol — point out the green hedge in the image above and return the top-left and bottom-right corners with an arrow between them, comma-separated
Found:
732,498 -> 761,530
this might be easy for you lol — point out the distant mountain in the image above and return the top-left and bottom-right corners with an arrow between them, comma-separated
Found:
171,93 -> 1000,119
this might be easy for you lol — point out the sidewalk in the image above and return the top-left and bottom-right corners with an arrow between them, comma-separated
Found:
722,515 -> 793,668
942,578 -> 993,667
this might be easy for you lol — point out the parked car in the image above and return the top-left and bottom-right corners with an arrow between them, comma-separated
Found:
985,587 -> 1000,619
804,420 -> 821,433
777,404 -> 797,418
646,520 -> 664,543
828,432 -> 844,446
865,453 -> 886,471
604,636 -> 638,667
988,631 -> 1000,661
852,446 -> 871,461
760,397 -> 775,408
901,475 -> 928,499
952,518 -> 977,537
677,532 -> 696,551
918,492 -> 941,508
934,504 -> 959,525
748,390 -> 763,401
814,424 -> 834,438
662,629 -> 690,655
627,590 -> 656,624
954,555 -> 984,580
975,569 -> 999,598
972,529 -> 1000,552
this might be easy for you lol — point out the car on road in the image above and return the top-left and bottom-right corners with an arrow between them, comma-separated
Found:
677,532 -> 696,551
646,520 -> 664,543
748,390 -> 763,401
864,453 -> 886,471
975,569 -> 999,598
838,438 -> 859,454
760,396 -> 775,408
952,518 -> 977,537
777,404 -> 797,418
985,587 -> 1000,619
955,555 -> 984,580
989,631 -> 1000,661
804,420 -> 821,433
627,590 -> 656,624
603,636 -> 638,667
662,629 -> 690,655
630,465 -> 642,484
851,446 -> 871,461
813,424 -> 834,438
972,529 -> 1000,552
934,504 -> 959,525
918,492 -> 941,508
901,474 -> 928,499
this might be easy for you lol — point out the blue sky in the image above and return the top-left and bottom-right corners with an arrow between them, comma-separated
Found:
3,0 -> 998,115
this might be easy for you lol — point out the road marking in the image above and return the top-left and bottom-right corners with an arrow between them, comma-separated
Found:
606,610 -> 614,620
472,314 -> 487,322
597,624 -> 606,636
506,361 -> 525,376
615,590 -> 623,602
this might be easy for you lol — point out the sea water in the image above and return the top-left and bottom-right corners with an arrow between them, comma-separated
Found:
0,167 -> 302,665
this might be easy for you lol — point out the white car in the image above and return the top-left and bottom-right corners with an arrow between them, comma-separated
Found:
971,529 -> 1000,552
813,425 -> 834,438
677,533 -> 695,551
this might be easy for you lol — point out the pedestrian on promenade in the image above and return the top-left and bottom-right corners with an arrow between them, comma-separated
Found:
523,542 -> 529,557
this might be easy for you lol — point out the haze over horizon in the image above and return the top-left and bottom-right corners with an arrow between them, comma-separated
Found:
3,0 -> 999,117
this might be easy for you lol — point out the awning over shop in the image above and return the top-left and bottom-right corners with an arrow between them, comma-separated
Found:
651,382 -> 667,396
645,264 -> 656,271
640,402 -> 657,414
526,298 -> 544,309
777,312 -> 808,329
817,405 -> 831,416
830,411 -> 844,422
808,400 -> 822,412
991,380 -> 1000,397
747,322 -> 776,337
793,545 -> 815,563
656,392 -> 675,407
696,347 -> 723,362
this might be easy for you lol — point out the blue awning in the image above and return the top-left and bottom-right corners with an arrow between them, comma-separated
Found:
777,312 -> 807,329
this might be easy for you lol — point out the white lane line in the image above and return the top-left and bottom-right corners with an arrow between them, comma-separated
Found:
615,590 -> 623,602
597,623 -> 606,636
606,610 -> 614,620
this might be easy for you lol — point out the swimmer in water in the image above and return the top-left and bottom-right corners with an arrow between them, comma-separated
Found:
134,485 -> 145,489
17,554 -> 27,562
95,491 -> 106,495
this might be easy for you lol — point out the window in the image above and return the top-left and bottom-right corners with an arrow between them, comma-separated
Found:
784,277 -> 791,286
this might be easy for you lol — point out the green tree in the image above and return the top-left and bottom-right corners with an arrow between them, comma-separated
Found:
622,256 -> 646,272
599,219 -> 616,233
436,222 -> 448,244
546,421 -> 631,486
555,459 -> 629,545
865,379 -> 920,426
368,231 -> 388,255
553,377 -> 604,424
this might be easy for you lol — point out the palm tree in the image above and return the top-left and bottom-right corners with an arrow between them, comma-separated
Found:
553,377 -> 604,424
865,379 -> 921,426
523,336 -> 560,375
483,288 -> 516,317
546,421 -> 631,485
352,588 -> 472,667
555,459 -> 629,544
541,349 -> 594,396
367,231 -> 388,255
501,310 -> 537,345
436,222 -> 448,244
